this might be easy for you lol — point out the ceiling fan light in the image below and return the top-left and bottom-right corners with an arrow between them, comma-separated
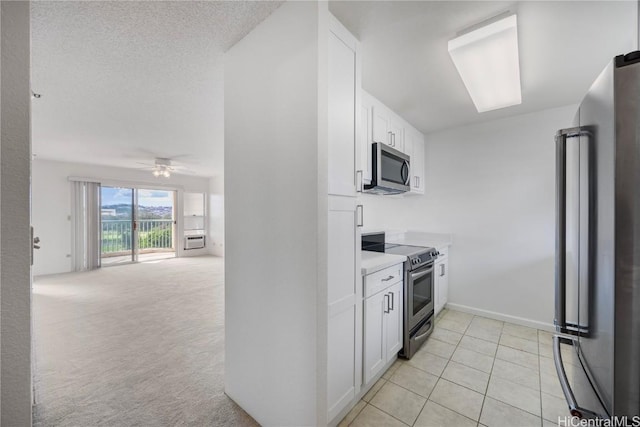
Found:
153,169 -> 161,177
448,14 -> 522,113
162,170 -> 171,178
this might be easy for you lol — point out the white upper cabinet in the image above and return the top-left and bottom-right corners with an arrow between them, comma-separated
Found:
372,104 -> 404,153
357,102 -> 373,187
361,90 -> 426,196
405,127 -> 425,195
388,118 -> 404,153
328,14 -> 360,198
359,95 -> 373,186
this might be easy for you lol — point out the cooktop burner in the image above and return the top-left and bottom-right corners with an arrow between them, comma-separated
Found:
362,233 -> 437,269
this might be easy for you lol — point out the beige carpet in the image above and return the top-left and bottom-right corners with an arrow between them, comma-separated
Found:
33,256 -> 257,427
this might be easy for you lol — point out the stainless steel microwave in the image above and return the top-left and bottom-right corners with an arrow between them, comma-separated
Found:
364,143 -> 411,194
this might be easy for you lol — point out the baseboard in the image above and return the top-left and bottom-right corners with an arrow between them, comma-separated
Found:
446,303 -> 555,332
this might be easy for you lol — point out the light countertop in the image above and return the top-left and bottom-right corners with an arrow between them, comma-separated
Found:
385,230 -> 453,249
361,251 -> 406,275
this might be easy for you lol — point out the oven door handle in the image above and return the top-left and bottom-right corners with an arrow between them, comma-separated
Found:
411,266 -> 433,281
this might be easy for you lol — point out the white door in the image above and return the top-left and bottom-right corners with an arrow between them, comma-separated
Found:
437,259 -> 449,311
372,106 -> 391,147
406,128 -> 425,193
388,120 -> 404,153
327,196 -> 361,420
328,25 -> 357,197
385,282 -> 403,357
359,102 -> 372,185
364,289 -> 386,384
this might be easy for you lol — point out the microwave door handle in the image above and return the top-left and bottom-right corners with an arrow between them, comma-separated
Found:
401,160 -> 410,185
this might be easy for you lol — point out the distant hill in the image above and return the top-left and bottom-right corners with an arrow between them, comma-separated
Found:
101,204 -> 172,219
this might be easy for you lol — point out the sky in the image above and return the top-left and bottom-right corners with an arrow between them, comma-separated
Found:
101,187 -> 174,207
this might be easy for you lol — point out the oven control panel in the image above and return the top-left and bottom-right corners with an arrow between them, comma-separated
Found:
410,250 -> 438,268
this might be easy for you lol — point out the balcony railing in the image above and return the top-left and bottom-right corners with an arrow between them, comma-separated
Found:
101,219 -> 174,255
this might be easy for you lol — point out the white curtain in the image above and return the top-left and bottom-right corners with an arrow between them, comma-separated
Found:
71,181 -> 101,271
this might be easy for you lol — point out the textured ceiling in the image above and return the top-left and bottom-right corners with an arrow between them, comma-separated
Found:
32,1 -> 636,177
329,1 -> 637,134
31,1 -> 283,178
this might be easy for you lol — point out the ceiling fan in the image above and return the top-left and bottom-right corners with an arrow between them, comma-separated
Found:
136,158 -> 186,178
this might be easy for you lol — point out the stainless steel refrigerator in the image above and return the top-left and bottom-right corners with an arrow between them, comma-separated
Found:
554,50 -> 640,419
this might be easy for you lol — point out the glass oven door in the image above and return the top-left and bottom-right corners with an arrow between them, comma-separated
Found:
408,263 -> 434,330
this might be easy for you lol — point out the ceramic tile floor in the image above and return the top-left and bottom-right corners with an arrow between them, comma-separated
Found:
339,308 -> 576,427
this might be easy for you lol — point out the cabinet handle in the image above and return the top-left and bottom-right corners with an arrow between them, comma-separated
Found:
382,275 -> 394,282
392,133 -> 396,147
390,291 -> 394,310
384,294 -> 390,313
418,176 -> 421,188
388,131 -> 393,146
440,263 -> 445,277
356,205 -> 364,227
356,170 -> 363,193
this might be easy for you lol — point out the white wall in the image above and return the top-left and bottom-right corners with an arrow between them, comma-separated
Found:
1,1 -> 32,424
360,105 -> 577,328
208,175 -> 224,257
224,2 -> 320,425
32,159 -> 211,276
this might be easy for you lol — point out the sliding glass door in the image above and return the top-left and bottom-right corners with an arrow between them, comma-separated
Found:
101,186 -> 135,265
100,186 -> 176,266
136,189 -> 176,262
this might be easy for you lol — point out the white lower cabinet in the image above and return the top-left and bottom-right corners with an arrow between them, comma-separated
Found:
363,279 -> 403,385
327,196 -> 361,421
434,250 -> 449,316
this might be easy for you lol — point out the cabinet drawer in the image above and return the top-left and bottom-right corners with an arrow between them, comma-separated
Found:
364,263 -> 403,298
437,246 -> 449,260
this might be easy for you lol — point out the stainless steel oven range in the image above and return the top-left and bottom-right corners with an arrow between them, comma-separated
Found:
362,233 -> 438,359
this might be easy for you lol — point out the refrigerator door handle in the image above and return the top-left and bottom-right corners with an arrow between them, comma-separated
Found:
555,127 -> 592,335
555,129 -> 569,333
553,335 -> 601,419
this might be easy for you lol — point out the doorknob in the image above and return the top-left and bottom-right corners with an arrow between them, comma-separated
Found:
31,227 -> 40,266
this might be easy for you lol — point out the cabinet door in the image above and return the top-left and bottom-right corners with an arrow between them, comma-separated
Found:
327,196 -> 362,421
406,128 -> 425,194
372,106 -> 391,147
359,101 -> 372,185
388,119 -> 404,153
364,290 -> 386,384
436,259 -> 449,312
328,25 -> 358,197
385,282 -> 403,358
434,265 -> 441,316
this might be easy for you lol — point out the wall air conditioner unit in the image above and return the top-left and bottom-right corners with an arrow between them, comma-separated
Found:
184,235 -> 205,250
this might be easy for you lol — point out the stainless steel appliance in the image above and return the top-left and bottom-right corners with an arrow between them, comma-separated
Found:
554,51 -> 640,419
362,232 -> 438,359
364,143 -> 410,195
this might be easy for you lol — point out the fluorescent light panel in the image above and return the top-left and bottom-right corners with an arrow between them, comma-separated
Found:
448,14 -> 522,113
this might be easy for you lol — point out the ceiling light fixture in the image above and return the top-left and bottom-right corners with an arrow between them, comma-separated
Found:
152,158 -> 173,178
448,14 -> 522,113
